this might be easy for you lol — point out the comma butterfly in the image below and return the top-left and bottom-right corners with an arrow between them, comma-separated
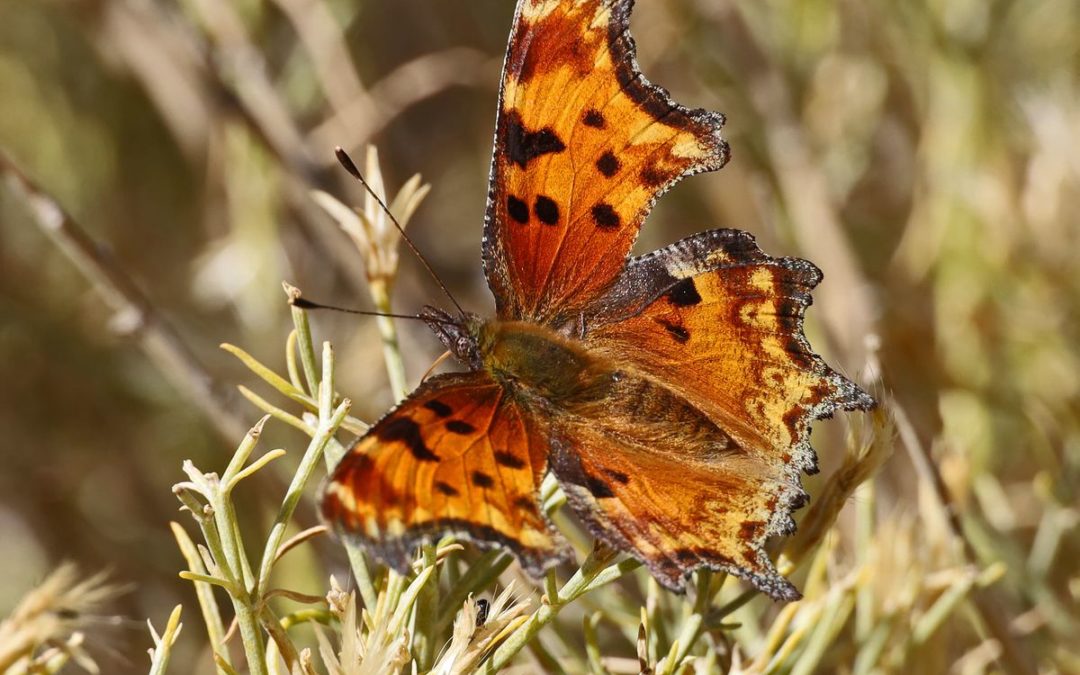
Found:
321,0 -> 873,600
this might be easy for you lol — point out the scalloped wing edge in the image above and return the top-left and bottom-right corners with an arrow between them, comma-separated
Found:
481,0 -> 731,313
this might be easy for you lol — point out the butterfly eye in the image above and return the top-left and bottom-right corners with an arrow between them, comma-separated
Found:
611,371 -> 625,383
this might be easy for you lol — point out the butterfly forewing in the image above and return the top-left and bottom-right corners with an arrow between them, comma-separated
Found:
482,0 -> 729,324
322,372 -> 572,575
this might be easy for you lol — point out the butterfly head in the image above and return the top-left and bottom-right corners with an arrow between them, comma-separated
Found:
419,306 -> 486,370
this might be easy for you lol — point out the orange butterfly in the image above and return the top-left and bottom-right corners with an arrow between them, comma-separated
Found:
321,0 -> 873,600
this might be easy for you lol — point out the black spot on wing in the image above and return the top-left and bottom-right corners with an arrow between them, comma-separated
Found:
583,109 -> 606,128
512,495 -> 536,510
424,399 -> 453,418
494,450 -> 527,470
342,453 -> 374,475
596,151 -> 620,177
591,203 -> 620,230
534,195 -> 560,225
377,417 -> 438,462
585,475 -> 615,498
602,468 -> 630,485
656,318 -> 690,343
665,278 -> 702,307
472,471 -> 495,489
446,420 -> 476,435
505,111 -> 566,168
434,481 -> 460,497
507,195 -> 530,224
641,166 -> 666,186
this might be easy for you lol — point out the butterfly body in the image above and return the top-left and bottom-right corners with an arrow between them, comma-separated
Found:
424,308 -> 617,408
322,0 -> 874,601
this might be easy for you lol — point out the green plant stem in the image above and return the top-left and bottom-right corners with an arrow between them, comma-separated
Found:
583,612 -> 604,675
232,594 -> 268,675
285,330 -> 303,390
148,606 -> 183,675
203,469 -> 266,675
291,299 -> 377,612
260,606 -> 301,669
854,480 -> 876,642
368,277 -> 409,402
389,566 -> 437,635
231,518 -> 257,591
279,608 -> 334,629
646,577 -> 663,664
221,343 -> 309,403
345,546 -> 380,616
436,551 -> 512,629
256,345 -> 350,597
659,571 -> 715,674
170,523 -> 231,671
852,615 -> 896,675
366,276 -> 415,630
221,416 -> 267,486
481,547 -> 639,673
713,587 -> 757,623
413,545 -> 440,670
789,594 -> 856,675
290,301 -> 321,396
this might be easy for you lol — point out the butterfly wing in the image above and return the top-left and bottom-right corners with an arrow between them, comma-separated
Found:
538,232 -> 872,597
548,369 -> 803,599
588,229 -> 875,479
322,372 -> 572,575
482,0 -> 729,324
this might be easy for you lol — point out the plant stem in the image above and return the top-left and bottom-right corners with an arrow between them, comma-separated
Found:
659,571 -> 715,674
289,301 -> 321,397
148,605 -> 184,675
368,277 -> 409,402
481,546 -> 637,673
170,523 -> 231,671
257,345 -> 350,597
413,545 -> 440,670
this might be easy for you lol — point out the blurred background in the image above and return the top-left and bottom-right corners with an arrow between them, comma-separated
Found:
0,0 -> 1077,672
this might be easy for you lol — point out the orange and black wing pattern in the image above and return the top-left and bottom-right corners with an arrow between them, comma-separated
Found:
321,372 -> 572,575
552,230 -> 874,598
589,229 -> 875,481
549,371 -> 806,599
482,0 -> 729,325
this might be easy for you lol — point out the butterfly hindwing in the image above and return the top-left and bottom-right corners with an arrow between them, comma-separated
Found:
589,229 -> 875,479
482,0 -> 729,325
547,368 -> 802,599
322,372 -> 572,575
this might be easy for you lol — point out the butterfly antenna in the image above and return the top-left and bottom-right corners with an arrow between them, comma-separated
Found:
334,147 -> 466,317
285,283 -> 458,325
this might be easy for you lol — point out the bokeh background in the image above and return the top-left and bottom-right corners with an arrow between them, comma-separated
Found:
1,0 -> 1077,672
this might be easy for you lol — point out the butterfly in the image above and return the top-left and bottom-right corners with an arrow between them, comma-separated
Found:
320,0 -> 873,601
